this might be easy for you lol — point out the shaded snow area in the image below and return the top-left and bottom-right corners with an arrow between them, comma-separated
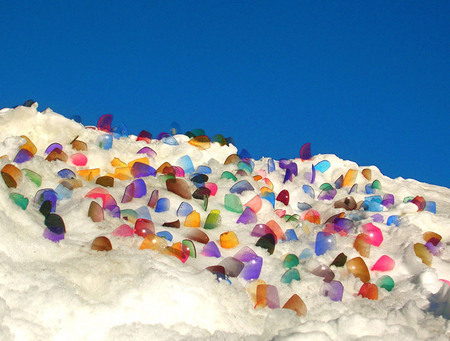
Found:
0,104 -> 448,340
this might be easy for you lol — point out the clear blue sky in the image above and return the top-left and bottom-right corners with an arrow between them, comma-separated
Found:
1,1 -> 449,188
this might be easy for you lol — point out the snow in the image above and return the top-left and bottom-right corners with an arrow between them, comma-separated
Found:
0,104 -> 448,340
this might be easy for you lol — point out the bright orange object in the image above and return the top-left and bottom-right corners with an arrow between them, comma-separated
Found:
184,210 -> 201,228
220,231 -> 239,249
1,164 -> 23,188
78,168 -> 100,181
342,169 -> 358,187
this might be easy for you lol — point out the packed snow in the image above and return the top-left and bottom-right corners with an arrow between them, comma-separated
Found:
0,103 -> 448,340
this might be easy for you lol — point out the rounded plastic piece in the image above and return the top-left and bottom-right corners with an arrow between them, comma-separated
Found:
220,231 -> 239,249
346,257 -> 370,283
91,236 -> 112,251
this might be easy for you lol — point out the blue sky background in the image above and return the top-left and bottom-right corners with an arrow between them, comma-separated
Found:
1,1 -> 449,188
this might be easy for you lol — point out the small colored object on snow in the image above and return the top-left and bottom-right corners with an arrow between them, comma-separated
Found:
95,176 -> 114,187
221,171 -> 237,182
130,162 -> 155,178
245,195 -> 262,213
200,241 -> 221,258
137,130 -> 152,143
382,194 -> 394,208
387,215 -> 400,227
237,206 -> 258,224
281,268 -> 301,284
346,257 -> 370,283
184,210 -> 201,227
300,142 -> 311,161
334,175 -> 344,189
256,234 -> 276,255
185,228 -> 209,244
70,153 -> 87,166
97,114 -> 113,132
137,147 -> 157,158
315,232 -> 336,256
224,194 -> 243,213
376,275 -> 395,292
330,253 -> 347,267
282,294 -> 307,316
361,223 -> 383,247
411,196 -> 426,211
121,183 -> 135,203
371,255 -> 395,271
14,148 -> 34,163
88,201 -> 104,222
134,218 -> 155,238
302,185 -> 315,199
276,190 -> 289,205
303,209 -> 321,224
156,231 -> 173,242
299,248 -> 313,261
320,280 -> 343,301
155,198 -> 170,212
424,201 -> 436,213
9,192 -> 28,210
315,160 -> 330,173
193,187 -> 211,200
230,180 -> 254,194
283,254 -> 299,269
163,220 -> 180,228
205,209 -> 221,229
220,231 -> 239,249
251,224 -> 276,241
318,188 -> 337,201
414,243 -> 432,266
43,226 -> 65,242
91,236 -> 112,251
121,209 -> 138,223
358,283 -> 378,300
234,247 -> 263,281
219,257 -> 244,277
354,234 -> 371,257
112,224 -> 134,237
23,169 -> 42,186
131,179 -> 147,198
166,178 -> 192,199
140,234 -> 168,251
312,265 -> 335,282
177,202 -> 193,217
342,169 -> 358,187
148,190 -> 159,208
2,164 -> 23,188
182,239 -> 197,258
362,168 -> 372,180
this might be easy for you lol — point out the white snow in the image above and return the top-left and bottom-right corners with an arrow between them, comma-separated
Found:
0,104 -> 448,340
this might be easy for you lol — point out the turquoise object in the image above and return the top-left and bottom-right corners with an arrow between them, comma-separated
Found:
281,269 -> 300,284
376,275 -> 395,292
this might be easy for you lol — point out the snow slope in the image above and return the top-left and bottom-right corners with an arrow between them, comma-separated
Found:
0,104 -> 448,340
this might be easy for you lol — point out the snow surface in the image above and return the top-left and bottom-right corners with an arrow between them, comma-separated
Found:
0,104 -> 448,340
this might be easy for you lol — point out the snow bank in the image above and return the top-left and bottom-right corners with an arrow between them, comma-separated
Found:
0,104 -> 448,340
